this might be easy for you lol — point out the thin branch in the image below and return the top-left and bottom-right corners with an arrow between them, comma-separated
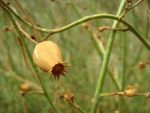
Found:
16,22 -> 38,44
14,0 -> 42,38
91,1 -> 127,113
98,26 -> 129,32
128,0 -> 145,10
0,0 -> 50,32
34,68 -> 61,113
39,14 -> 150,51
69,101 -> 87,113
1,4 -> 60,113
1,1 -> 149,50
120,0 -> 145,18
99,91 -> 150,98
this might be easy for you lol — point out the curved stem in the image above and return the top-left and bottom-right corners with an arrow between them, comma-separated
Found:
39,14 -> 150,51
1,1 -> 149,50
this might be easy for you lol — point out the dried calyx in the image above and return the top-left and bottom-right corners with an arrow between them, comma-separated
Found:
33,41 -> 68,79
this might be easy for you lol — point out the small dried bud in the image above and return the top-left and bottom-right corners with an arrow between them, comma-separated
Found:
98,26 -> 110,32
24,16 -> 30,22
137,61 -> 146,70
64,93 -> 74,102
81,22 -> 92,31
83,6 -> 87,10
114,110 -> 120,113
126,0 -> 132,8
33,41 -> 68,79
136,61 -> 150,70
30,34 -> 36,40
3,26 -> 13,32
124,86 -> 137,97
144,92 -> 150,98
20,83 -> 31,95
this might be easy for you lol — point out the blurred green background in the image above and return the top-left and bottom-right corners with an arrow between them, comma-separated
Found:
0,0 -> 150,113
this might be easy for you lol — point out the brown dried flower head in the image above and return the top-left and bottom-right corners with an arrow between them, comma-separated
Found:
33,41 -> 68,79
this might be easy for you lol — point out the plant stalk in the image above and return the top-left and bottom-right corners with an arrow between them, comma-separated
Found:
91,0 -> 126,113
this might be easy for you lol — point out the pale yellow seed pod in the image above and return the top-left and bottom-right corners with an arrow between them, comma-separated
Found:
33,41 -> 67,79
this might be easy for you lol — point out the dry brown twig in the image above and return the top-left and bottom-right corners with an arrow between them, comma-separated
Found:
120,0 -> 145,18
100,86 -> 150,98
98,26 -> 129,32
62,93 -> 87,113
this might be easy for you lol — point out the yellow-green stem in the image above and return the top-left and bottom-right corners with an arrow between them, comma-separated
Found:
91,0 -> 126,113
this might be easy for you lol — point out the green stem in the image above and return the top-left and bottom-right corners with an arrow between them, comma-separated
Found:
91,0 -> 126,113
121,32 -> 127,90
71,4 -> 121,90
35,69 -> 60,113
2,1 -> 149,50
91,32 -> 121,90
89,31 -> 104,59
40,14 -> 150,51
